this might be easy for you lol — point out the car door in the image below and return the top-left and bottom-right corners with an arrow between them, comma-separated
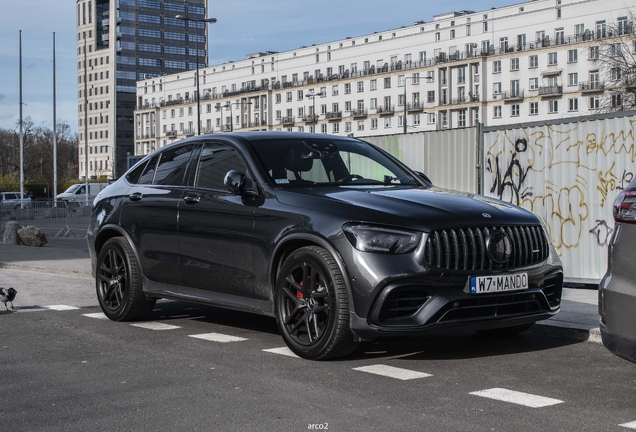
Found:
178,141 -> 257,298
119,143 -> 197,285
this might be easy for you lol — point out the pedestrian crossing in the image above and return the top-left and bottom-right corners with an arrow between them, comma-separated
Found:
15,303 -> 635,429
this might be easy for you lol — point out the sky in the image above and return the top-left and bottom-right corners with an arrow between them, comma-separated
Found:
0,0 -> 515,134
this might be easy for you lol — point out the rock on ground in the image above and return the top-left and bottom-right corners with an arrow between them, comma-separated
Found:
17,226 -> 48,247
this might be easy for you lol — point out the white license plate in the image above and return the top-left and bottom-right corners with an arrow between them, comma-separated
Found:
470,273 -> 528,295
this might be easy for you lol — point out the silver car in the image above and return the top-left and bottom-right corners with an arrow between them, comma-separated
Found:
599,178 -> 636,363
0,192 -> 31,210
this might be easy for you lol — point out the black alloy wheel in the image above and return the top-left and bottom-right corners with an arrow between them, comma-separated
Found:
276,246 -> 358,360
96,237 -> 155,321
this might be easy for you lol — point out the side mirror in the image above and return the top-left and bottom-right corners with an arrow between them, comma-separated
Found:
224,170 -> 259,197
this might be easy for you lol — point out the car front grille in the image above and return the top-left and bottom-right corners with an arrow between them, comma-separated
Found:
424,225 -> 549,271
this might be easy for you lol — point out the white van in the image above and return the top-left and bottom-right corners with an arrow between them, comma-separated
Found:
57,183 -> 109,205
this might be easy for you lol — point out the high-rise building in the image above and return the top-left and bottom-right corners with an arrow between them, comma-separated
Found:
76,0 -> 207,179
134,0 -> 635,157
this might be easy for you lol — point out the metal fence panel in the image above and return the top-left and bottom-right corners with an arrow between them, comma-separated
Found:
362,127 -> 478,193
482,112 -> 636,283
1,200 -> 91,238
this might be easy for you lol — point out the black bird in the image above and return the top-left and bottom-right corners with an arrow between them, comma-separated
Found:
0,287 -> 17,310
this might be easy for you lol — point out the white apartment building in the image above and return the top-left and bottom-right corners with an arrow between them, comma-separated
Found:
134,0 -> 635,156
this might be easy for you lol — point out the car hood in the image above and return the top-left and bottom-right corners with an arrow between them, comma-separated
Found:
275,186 -> 540,230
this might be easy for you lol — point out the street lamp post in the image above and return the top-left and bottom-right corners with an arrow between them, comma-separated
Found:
305,89 -> 324,132
175,14 -> 217,136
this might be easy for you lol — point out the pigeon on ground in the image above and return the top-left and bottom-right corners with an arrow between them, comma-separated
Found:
0,287 -> 17,310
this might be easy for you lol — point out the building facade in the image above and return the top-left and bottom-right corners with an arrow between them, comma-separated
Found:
77,0 -> 207,179
134,0 -> 634,157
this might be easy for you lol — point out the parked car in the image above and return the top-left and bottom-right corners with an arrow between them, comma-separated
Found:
0,192 -> 32,210
599,177 -> 636,363
57,182 -> 109,205
87,132 -> 564,360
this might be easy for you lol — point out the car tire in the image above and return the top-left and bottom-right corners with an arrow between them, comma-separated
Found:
96,237 -> 155,321
477,323 -> 535,337
275,246 -> 359,360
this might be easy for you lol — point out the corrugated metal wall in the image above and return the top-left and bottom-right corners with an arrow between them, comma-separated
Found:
363,128 -> 478,193
482,112 -> 636,283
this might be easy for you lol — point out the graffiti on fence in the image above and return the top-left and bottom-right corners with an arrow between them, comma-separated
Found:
485,119 -> 635,255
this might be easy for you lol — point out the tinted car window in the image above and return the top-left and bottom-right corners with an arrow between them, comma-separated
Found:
138,155 -> 159,185
194,143 -> 247,190
153,144 -> 195,186
126,159 -> 149,184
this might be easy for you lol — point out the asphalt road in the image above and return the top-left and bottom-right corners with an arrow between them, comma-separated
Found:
1,269 -> 635,432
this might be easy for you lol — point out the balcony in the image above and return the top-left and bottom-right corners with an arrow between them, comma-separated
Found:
165,130 -> 177,137
539,85 -> 563,97
406,102 -> 425,112
302,115 -> 319,123
325,111 -> 342,120
579,82 -> 605,93
248,120 -> 267,127
376,106 -> 395,115
502,90 -> 525,101
351,109 -> 368,118
449,96 -> 470,105
281,116 -> 295,125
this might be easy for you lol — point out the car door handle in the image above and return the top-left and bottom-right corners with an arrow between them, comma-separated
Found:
183,195 -> 201,205
129,192 -> 143,202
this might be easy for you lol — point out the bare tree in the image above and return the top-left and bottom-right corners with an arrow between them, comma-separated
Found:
596,11 -> 636,112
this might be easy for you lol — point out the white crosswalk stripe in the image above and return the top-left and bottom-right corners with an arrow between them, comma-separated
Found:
82,312 -> 109,320
189,333 -> 248,343
353,364 -> 432,380
262,347 -> 299,358
470,388 -> 564,408
43,305 -> 80,311
619,421 -> 636,429
130,322 -> 181,331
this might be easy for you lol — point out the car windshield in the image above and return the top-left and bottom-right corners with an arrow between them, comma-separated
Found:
64,184 -> 82,193
247,138 -> 419,188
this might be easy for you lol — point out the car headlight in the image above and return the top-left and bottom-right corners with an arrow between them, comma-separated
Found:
343,224 -> 422,254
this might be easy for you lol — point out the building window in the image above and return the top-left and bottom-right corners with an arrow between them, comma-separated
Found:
458,110 -> 466,127
529,101 -> 539,115
529,77 -> 539,90
286,92 -> 292,102
332,123 -> 340,133
371,118 -> 378,129
297,90 -> 303,101
511,104 -> 520,117
384,117 -> 392,128
589,46 -> 599,60
450,29 -> 455,39
345,122 -> 352,132
427,91 -> 435,103
548,52 -> 558,65
357,120 -> 364,131
332,85 -> 339,96
435,32 -> 440,41
612,93 -> 623,108
344,83 -> 351,94
357,81 -> 364,92
549,100 -> 559,113
493,82 -> 502,95
493,106 -> 502,118
276,94 -> 281,103
569,98 -> 579,111
321,124 -> 327,134
510,58 -> 519,71
384,77 -> 391,88
568,73 -> 578,86
370,79 -> 377,91
493,60 -> 501,73
413,114 -> 421,126
589,96 -> 600,109
568,49 -> 578,63
529,55 -> 538,68
428,113 -> 436,124
611,67 -> 622,81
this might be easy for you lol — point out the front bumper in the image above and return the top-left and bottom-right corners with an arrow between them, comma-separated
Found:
349,269 -> 563,338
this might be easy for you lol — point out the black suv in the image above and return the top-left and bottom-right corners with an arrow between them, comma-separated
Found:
88,132 -> 563,360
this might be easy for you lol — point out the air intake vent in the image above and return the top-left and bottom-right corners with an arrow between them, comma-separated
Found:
378,287 -> 431,325
425,225 -> 549,271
